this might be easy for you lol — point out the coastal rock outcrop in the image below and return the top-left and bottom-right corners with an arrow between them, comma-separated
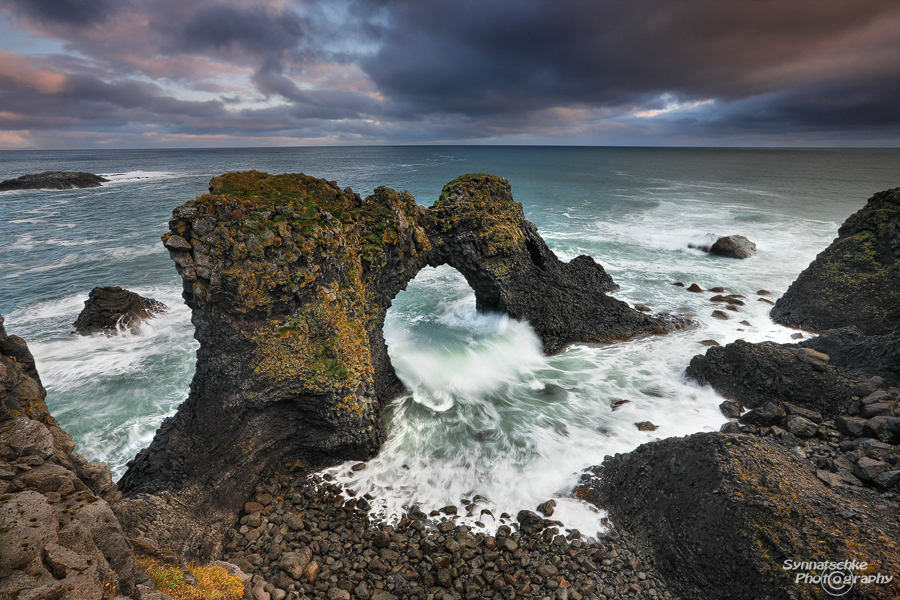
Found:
117,171 -> 688,559
0,171 -> 108,191
709,234 -> 756,258
72,286 -> 167,336
685,338 -> 859,419
1,313 -> 139,599
576,432 -> 900,600
687,233 -> 756,258
771,188 -> 900,335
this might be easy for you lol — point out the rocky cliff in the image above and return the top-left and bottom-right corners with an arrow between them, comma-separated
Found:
770,188 -> 900,335
116,171 -> 688,559
1,313 -> 139,600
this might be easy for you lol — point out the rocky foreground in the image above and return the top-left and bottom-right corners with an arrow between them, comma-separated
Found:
0,171 -> 108,191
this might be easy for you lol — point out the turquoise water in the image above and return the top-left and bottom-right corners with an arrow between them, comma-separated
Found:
2,146 -> 898,535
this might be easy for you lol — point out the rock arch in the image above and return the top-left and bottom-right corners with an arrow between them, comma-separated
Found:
117,171 -> 688,558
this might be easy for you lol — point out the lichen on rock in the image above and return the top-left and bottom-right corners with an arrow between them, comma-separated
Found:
118,171 -> 690,558
771,188 -> 900,335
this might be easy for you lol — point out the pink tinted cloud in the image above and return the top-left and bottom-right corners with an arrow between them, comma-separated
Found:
0,51 -> 68,93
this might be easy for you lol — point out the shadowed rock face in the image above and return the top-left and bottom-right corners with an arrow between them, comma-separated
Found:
117,171 -> 688,558
685,339 -> 859,419
771,188 -> 900,335
72,286 -> 167,336
0,171 -> 108,191
577,433 -> 900,600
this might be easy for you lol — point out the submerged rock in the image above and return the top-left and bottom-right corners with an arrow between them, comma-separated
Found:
72,286 -> 167,335
771,188 -> 900,335
117,171 -> 689,558
0,171 -> 108,190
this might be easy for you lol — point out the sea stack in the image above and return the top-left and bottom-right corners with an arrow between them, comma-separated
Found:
117,171 -> 689,558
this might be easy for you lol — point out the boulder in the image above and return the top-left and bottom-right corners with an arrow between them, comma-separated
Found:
709,235 -> 757,258
771,188 -> 900,335
72,286 -> 167,335
686,339 -> 857,419
576,432 -> 900,600
738,402 -> 785,426
117,172 -> 690,559
0,171 -> 108,191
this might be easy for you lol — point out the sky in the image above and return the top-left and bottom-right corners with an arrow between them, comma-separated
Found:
0,0 -> 898,149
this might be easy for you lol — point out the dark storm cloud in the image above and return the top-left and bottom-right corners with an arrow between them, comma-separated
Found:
358,0 -> 900,130
0,0 -> 122,27
173,3 -> 306,59
0,0 -> 897,146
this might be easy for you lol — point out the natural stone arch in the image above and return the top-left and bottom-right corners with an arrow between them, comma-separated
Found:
116,171 -> 689,558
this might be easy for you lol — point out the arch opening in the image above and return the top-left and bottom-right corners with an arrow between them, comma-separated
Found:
383,264 -> 542,413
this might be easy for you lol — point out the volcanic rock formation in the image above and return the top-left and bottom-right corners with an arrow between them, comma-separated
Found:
1,313 -> 139,599
72,286 -> 167,336
0,171 -> 108,191
117,171 -> 688,558
576,432 -> 900,600
771,187 -> 900,335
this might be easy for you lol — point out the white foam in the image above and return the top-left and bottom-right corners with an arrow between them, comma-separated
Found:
100,170 -> 179,184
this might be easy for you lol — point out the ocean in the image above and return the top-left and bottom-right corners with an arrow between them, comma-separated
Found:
1,146 -> 898,536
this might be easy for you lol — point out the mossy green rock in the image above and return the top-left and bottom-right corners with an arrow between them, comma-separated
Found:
118,171 -> 688,558
772,188 -> 900,335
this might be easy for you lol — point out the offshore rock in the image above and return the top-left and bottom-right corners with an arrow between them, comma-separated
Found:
771,188 -> 900,335
709,234 -> 757,258
117,171 -> 686,559
0,170 -> 108,190
577,432 -> 900,600
72,286 -> 167,335
0,313 -> 138,599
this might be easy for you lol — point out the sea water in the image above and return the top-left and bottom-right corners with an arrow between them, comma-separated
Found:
1,146 -> 898,536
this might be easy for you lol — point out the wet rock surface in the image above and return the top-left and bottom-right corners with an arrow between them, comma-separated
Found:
708,234 -> 756,258
220,471 -> 676,600
0,171 -> 109,190
576,432 -> 900,600
771,188 -> 900,335
117,172 -> 690,559
685,338 -> 860,419
72,286 -> 168,336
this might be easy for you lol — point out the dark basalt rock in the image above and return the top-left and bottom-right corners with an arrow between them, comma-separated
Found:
117,171 -> 689,559
709,234 -> 756,258
0,171 -> 108,191
576,432 -> 900,600
688,234 -> 756,257
798,326 -> 900,386
72,286 -> 167,335
771,188 -> 900,335
686,338 -> 857,419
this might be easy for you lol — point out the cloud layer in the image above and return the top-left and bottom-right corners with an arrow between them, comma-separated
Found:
0,0 -> 897,148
